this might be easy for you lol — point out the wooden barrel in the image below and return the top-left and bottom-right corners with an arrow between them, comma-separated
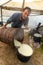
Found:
0,28 -> 24,46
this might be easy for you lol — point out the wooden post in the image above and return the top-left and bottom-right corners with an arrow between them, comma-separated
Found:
0,7 -> 3,21
22,0 -> 25,10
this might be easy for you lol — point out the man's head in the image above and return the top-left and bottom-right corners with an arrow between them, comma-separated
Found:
22,7 -> 31,20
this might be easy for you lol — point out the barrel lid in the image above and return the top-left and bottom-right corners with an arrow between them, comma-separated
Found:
18,44 -> 33,57
34,33 -> 42,37
14,39 -> 21,48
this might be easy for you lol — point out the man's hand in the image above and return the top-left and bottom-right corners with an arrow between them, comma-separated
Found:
1,25 -> 7,29
24,25 -> 29,30
2,23 -> 8,29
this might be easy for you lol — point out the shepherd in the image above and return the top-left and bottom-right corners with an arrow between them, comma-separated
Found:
2,7 -> 31,29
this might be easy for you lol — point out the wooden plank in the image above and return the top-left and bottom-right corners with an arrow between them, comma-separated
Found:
0,6 -> 22,11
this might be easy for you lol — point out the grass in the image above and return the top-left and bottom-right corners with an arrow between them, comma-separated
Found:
41,37 -> 43,43
40,44 -> 43,52
35,44 -> 43,53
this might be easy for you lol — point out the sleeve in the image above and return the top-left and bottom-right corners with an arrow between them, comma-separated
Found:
24,18 -> 29,26
7,13 -> 18,24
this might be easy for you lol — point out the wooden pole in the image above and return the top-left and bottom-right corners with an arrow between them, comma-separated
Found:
22,0 -> 25,10
0,7 -> 3,21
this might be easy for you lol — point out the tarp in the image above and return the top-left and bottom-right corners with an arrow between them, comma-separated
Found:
0,0 -> 43,11
0,0 -> 10,5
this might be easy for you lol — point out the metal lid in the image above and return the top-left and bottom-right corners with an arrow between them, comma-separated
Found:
34,33 -> 42,37
18,44 -> 33,57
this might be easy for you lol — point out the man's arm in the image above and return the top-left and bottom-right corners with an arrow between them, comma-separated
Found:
24,18 -> 29,29
2,13 -> 18,28
2,22 -> 8,28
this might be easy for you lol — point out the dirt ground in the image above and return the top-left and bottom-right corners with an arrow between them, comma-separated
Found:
0,32 -> 43,65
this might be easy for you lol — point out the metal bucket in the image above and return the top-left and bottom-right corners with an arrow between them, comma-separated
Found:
17,44 -> 33,62
33,33 -> 42,43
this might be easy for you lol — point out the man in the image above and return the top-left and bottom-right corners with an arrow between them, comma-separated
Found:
3,7 -> 31,28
